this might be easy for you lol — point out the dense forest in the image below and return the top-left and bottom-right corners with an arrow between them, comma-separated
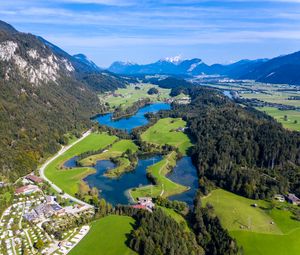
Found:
128,208 -> 204,255
113,198 -> 239,255
165,86 -> 300,199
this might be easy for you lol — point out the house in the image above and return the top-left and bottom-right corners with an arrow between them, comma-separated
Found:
274,194 -> 285,202
15,185 -> 40,195
137,197 -> 155,211
46,195 -> 56,204
286,194 -> 300,205
132,204 -> 147,210
25,175 -> 44,184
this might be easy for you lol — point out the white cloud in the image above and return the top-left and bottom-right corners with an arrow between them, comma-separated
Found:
54,0 -> 137,6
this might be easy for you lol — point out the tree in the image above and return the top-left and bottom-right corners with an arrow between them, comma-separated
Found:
34,239 -> 44,250
147,87 -> 159,95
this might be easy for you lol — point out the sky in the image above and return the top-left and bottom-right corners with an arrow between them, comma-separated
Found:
1,0 -> 300,67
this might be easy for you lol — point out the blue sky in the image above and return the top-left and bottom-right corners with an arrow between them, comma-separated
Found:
1,0 -> 300,67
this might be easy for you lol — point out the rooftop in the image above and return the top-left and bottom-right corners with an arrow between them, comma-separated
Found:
25,175 -> 44,183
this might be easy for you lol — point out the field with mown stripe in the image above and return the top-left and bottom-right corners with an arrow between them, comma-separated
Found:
203,189 -> 300,255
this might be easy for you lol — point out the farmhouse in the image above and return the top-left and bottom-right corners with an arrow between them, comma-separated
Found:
25,174 -> 44,184
132,204 -> 147,210
274,194 -> 285,202
286,193 -> 300,205
15,185 -> 40,195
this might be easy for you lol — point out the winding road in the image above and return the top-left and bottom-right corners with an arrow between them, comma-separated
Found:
39,129 -> 93,208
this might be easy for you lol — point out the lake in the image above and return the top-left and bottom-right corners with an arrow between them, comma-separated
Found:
167,156 -> 198,205
64,155 -> 198,205
67,101 -> 198,205
94,102 -> 171,132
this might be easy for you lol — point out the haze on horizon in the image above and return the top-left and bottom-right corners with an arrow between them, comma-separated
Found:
2,0 -> 300,67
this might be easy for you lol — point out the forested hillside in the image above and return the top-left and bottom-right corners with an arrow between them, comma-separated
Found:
167,87 -> 300,199
0,21 -> 126,181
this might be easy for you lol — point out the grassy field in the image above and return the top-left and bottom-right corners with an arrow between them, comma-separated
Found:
69,215 -> 136,255
257,106 -> 300,131
99,83 -> 171,109
104,157 -> 133,178
44,132 -> 117,196
141,118 -> 193,154
241,91 -> 300,107
130,152 -> 189,200
80,139 -> 138,166
203,189 -> 300,255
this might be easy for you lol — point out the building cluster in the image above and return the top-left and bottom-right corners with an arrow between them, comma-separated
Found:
274,193 -> 300,205
132,197 -> 155,212
23,195 -> 65,222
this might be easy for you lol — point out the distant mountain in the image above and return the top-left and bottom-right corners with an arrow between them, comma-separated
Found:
109,52 -> 300,86
73,53 -> 102,72
241,51 -> 300,85
108,57 -> 267,78
0,20 -> 126,181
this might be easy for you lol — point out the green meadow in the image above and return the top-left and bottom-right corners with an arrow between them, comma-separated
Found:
80,139 -> 138,166
69,215 -> 136,255
44,132 -> 117,196
79,139 -> 138,177
257,106 -> 300,131
203,189 -> 300,255
241,91 -> 300,107
130,152 -> 189,200
99,83 -> 171,109
141,117 -> 193,154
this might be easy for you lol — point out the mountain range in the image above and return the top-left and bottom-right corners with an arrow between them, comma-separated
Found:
108,53 -> 300,85
0,20 -> 126,181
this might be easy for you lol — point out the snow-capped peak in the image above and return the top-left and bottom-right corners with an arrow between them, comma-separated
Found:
164,55 -> 183,64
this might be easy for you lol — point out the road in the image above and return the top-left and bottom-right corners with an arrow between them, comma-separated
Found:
39,129 -> 93,208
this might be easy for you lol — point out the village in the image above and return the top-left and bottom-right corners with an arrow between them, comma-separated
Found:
0,174 -> 94,255
1,170 -> 300,255
0,171 -> 160,255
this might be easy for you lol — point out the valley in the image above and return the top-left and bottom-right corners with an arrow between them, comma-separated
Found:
206,81 -> 300,131
2,1 -> 300,254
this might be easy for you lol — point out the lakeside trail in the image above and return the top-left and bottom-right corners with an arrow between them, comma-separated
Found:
39,129 -> 93,208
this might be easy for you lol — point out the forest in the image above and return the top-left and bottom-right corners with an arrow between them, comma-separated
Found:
163,86 -> 300,199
